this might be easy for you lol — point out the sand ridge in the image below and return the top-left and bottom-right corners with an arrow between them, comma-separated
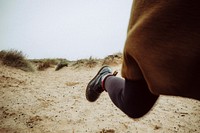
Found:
0,64 -> 200,133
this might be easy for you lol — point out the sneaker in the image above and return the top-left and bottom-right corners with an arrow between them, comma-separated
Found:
86,66 -> 113,102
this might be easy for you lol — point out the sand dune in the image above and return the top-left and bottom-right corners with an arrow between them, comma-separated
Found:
0,64 -> 200,133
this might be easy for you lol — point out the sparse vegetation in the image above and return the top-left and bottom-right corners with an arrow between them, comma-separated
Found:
71,53 -> 122,68
72,56 -> 98,68
0,49 -> 122,71
29,58 -> 69,71
30,58 -> 60,65
72,59 -> 85,67
0,49 -> 34,72
37,61 -> 52,71
86,56 -> 98,68
103,52 -> 122,66
55,60 -> 68,71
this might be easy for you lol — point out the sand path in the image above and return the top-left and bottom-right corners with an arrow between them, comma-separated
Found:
0,64 -> 200,133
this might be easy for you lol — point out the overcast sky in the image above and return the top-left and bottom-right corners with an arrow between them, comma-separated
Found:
0,0 -> 132,60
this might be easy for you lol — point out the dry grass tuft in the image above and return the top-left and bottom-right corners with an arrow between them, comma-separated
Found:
72,56 -> 98,68
86,56 -> 98,68
0,49 -> 34,72
30,58 -> 69,71
30,58 -> 59,66
55,60 -> 68,71
37,61 -> 52,71
102,52 -> 122,66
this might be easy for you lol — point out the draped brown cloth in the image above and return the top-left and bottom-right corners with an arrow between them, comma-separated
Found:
121,0 -> 200,100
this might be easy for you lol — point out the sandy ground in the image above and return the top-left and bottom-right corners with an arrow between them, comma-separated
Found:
0,64 -> 200,133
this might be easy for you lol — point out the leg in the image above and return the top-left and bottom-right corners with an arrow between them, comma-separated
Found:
104,76 -> 159,118
86,66 -> 159,118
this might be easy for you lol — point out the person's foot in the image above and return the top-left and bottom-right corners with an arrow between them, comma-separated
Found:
86,66 -> 114,102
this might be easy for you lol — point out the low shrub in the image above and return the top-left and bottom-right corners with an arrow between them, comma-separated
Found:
55,60 -> 68,71
72,56 -> 98,68
86,56 -> 98,68
37,61 -> 51,71
0,49 -> 34,72
102,53 -> 122,66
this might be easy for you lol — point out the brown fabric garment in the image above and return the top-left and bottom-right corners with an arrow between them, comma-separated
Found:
121,0 -> 200,100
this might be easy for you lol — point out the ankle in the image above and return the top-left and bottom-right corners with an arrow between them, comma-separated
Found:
101,71 -> 118,91
101,74 -> 112,91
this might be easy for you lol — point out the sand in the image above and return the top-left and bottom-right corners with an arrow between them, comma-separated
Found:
0,64 -> 200,133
